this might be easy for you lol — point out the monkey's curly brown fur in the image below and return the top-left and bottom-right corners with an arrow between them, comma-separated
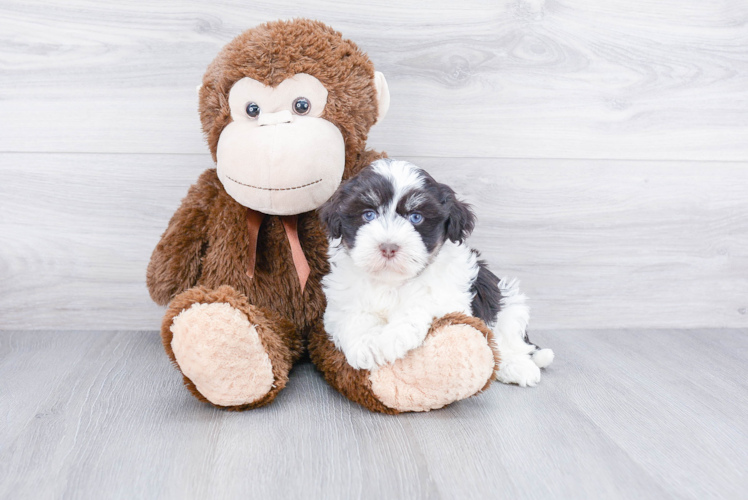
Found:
148,19 -> 388,410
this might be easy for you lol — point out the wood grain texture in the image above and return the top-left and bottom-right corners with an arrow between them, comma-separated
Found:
0,0 -> 746,159
1,153 -> 746,330
1,329 -> 746,499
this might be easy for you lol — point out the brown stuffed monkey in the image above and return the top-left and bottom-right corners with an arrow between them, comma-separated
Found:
147,19 -> 499,413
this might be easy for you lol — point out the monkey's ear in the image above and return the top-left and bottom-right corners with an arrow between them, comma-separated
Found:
318,197 -> 343,239
441,185 -> 476,244
374,71 -> 390,125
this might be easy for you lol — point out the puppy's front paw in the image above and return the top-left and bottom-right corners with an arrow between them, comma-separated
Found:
344,336 -> 380,371
495,355 -> 542,387
375,323 -> 427,365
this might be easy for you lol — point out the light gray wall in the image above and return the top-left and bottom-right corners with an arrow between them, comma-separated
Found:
1,0 -> 746,330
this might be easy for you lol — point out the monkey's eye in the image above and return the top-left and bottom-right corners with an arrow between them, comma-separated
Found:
362,210 -> 377,222
292,97 -> 311,115
409,213 -> 424,225
245,102 -> 260,118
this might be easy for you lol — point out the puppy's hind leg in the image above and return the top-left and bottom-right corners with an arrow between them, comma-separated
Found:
492,279 -> 554,387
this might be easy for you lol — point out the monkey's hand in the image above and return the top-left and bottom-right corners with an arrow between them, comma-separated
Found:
146,169 -> 218,305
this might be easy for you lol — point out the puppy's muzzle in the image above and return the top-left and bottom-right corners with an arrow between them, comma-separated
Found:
379,243 -> 399,260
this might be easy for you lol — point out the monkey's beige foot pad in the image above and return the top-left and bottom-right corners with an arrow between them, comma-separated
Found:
170,302 -> 274,407
369,324 -> 494,412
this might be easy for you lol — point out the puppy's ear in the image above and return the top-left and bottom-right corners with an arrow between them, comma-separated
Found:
319,193 -> 343,239
440,184 -> 476,243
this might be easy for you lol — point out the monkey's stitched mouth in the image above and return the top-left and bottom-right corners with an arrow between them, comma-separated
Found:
225,175 -> 323,191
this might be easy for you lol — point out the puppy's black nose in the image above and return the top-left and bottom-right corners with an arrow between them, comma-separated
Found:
379,243 -> 399,259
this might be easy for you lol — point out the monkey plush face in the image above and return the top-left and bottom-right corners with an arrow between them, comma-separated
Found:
217,73 -> 345,215
199,19 -> 390,216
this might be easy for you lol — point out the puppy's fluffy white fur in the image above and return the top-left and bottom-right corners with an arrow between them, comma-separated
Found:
325,239 -> 477,370
321,159 -> 553,386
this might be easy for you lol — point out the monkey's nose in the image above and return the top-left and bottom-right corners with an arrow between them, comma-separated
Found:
258,110 -> 293,126
379,243 -> 400,259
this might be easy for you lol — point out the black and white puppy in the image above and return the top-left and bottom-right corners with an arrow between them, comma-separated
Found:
319,158 -> 553,387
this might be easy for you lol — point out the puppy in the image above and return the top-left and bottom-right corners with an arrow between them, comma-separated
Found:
319,158 -> 554,387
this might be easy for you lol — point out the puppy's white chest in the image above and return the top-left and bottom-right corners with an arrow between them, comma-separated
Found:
366,286 -> 404,324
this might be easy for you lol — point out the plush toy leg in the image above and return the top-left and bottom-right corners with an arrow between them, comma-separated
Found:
162,285 -> 302,411
308,313 -> 499,414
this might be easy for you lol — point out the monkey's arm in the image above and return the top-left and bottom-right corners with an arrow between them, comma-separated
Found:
146,169 -> 219,306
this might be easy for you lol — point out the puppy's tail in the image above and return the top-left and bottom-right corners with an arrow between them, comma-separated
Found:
532,348 -> 555,368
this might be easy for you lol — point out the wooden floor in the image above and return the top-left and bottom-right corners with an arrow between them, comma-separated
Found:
1,329 -> 746,500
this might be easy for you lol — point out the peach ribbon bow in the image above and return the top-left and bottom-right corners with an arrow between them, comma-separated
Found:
245,208 -> 311,292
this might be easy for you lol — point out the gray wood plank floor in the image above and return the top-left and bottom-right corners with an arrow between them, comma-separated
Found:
1,329 -> 746,500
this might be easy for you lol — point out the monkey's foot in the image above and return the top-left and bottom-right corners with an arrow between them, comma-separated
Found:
368,313 -> 497,412
309,313 -> 498,414
162,286 -> 298,410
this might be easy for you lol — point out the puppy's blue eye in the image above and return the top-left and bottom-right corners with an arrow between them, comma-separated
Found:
362,210 -> 377,222
409,213 -> 423,225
